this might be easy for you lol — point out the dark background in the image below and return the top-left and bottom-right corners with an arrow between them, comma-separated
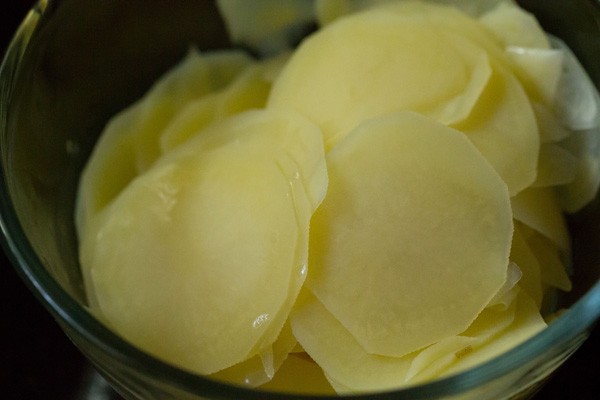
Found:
0,1 -> 598,399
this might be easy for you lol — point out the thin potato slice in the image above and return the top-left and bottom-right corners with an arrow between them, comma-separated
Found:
525,231 -> 573,292
290,291 -> 413,393
406,291 -> 518,383
212,321 -> 298,387
268,5 -> 492,150
442,291 -> 547,376
308,112 -> 512,357
486,262 -> 522,311
510,225 -> 544,307
80,109 -> 328,375
511,187 -> 570,251
75,104 -> 142,236
452,64 -> 539,196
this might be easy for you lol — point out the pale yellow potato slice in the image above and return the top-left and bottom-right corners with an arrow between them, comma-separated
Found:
260,353 -> 336,395
486,262 -> 522,311
76,49 -> 252,235
258,321 -> 298,379
452,64 -> 539,196
308,112 -> 512,358
510,225 -> 544,307
216,0 -> 315,56
80,109 -> 328,375
442,291 -> 547,376
406,290 -> 518,383
211,321 -> 298,387
525,231 -> 572,292
533,144 -> 578,188
268,5 -> 493,150
479,2 -> 550,49
290,291 -> 413,393
506,47 -> 564,105
511,187 -> 570,251
342,3 -> 536,195
75,103 -> 142,236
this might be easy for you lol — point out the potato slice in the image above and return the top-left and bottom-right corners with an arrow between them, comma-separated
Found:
268,5 -> 492,150
80,109 -> 328,375
442,291 -> 547,376
290,291 -> 413,393
510,225 -> 544,307
75,104 -> 142,236
511,187 -> 570,251
211,321 -> 298,387
452,64 -> 539,196
525,231 -> 572,292
308,112 -> 512,358
292,287 -> 519,392
76,49 -> 252,235
406,290 -> 518,383
486,262 -> 522,311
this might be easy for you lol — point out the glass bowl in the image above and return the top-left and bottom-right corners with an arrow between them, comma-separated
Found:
1,1 -> 599,399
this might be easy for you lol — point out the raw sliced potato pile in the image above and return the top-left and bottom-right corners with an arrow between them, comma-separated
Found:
76,0 -> 600,395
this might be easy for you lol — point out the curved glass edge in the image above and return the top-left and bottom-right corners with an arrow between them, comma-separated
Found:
0,1 -> 598,400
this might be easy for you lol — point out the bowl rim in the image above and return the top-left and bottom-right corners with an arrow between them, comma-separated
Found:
1,1 -> 600,399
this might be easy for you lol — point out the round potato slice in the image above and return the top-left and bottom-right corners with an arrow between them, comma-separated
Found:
451,64 -> 539,196
80,109 -> 328,375
510,187 -> 570,251
268,5 -> 492,150
307,111 -> 512,358
290,291 -> 413,393
441,291 -> 547,377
